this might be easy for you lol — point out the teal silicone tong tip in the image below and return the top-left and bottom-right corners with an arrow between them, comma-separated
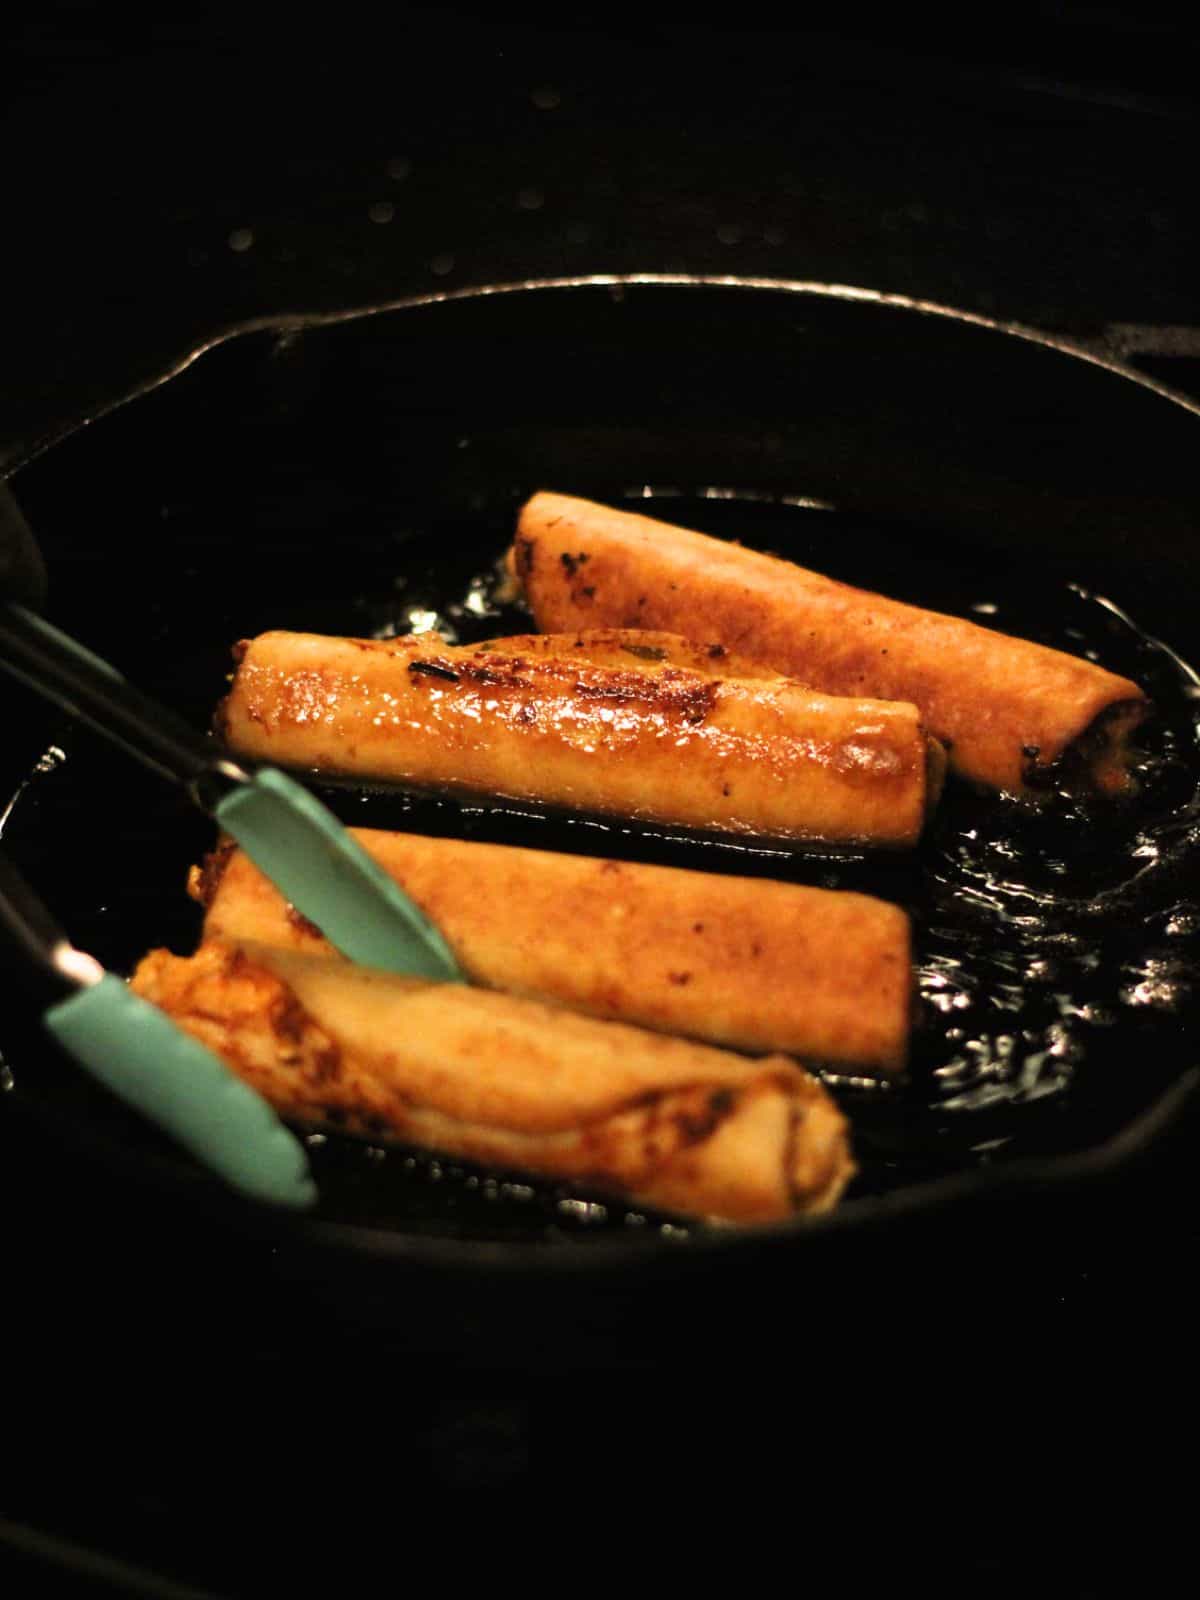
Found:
45,975 -> 317,1209
215,768 -> 463,982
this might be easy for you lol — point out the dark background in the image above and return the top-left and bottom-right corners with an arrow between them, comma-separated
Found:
2,8 -> 1197,1591
5,7 -> 1199,471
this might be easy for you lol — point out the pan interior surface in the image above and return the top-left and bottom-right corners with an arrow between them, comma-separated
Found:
3,278 -> 1198,1260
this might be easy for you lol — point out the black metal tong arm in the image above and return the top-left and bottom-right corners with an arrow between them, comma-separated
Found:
3,480 -> 245,799
0,599 -> 238,799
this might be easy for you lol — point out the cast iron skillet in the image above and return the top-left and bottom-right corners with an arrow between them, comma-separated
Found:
3,276 -> 1199,1282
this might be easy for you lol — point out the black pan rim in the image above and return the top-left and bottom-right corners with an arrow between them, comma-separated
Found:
7,271 -> 1200,477
6,272 -> 1200,1269
277,1067 -> 1200,1272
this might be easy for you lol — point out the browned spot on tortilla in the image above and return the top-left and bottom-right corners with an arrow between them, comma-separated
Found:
408,659 -> 462,685
187,836 -> 238,907
444,651 -> 723,728
514,535 -> 536,579
272,990 -> 308,1046
668,1085 -> 739,1145
598,1082 -> 741,1154
782,1102 -> 806,1210
269,985 -> 341,1083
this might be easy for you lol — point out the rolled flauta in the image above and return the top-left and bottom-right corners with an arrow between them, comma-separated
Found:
192,827 -> 913,1072
217,629 -> 944,848
509,492 -> 1151,797
129,940 -> 856,1223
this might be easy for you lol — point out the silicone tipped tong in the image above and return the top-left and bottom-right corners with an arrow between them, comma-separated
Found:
0,597 -> 461,983
0,850 -> 316,1207
0,479 -> 463,1205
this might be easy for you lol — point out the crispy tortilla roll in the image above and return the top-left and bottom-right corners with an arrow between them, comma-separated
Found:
217,629 -> 943,848
130,941 -> 855,1223
510,492 -> 1150,797
193,829 -> 912,1072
